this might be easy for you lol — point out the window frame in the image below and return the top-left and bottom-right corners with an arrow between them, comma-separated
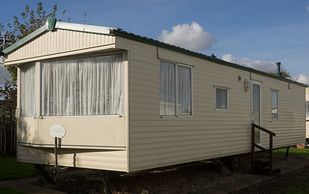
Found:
271,89 -> 279,120
19,63 -> 36,117
214,86 -> 229,111
306,101 -> 309,121
159,60 -> 193,117
40,53 -> 125,117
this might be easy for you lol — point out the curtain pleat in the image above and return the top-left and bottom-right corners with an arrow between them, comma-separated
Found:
177,66 -> 192,115
20,64 -> 36,117
41,54 -> 123,116
160,62 -> 176,115
160,62 -> 191,116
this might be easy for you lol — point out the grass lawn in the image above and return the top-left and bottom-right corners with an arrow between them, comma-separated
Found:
0,154 -> 35,181
274,147 -> 309,159
272,147 -> 309,194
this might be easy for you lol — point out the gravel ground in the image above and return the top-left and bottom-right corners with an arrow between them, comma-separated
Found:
41,153 -> 309,194
53,162 -> 239,194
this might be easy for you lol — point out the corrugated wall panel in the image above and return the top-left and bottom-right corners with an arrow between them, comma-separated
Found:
116,37 -> 305,172
6,29 -> 115,64
251,73 -> 305,147
18,146 -> 128,172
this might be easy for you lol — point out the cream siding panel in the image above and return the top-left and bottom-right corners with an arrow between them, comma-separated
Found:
17,146 -> 127,172
6,29 -> 115,64
117,37 -> 251,172
36,117 -> 126,147
116,37 -> 305,172
251,74 -> 306,147
11,33 -> 128,172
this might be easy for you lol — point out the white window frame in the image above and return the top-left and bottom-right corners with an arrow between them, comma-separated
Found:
40,53 -> 124,117
19,63 -> 36,117
159,60 -> 193,117
251,80 -> 262,144
306,101 -> 309,121
271,89 -> 279,120
214,86 -> 229,111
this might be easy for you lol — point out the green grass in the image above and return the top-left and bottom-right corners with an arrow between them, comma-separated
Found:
0,154 -> 35,181
274,147 -> 309,159
286,180 -> 309,194
0,188 -> 24,194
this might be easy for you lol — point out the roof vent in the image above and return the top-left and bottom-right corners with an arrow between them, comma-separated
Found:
276,62 -> 282,78
46,17 -> 57,31
210,53 -> 217,59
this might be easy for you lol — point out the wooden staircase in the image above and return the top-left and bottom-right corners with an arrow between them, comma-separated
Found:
251,123 -> 280,176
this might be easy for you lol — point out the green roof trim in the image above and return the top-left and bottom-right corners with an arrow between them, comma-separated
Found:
111,29 -> 307,87
3,25 -> 48,55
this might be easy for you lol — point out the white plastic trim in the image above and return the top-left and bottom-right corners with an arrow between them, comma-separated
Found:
55,21 -> 115,34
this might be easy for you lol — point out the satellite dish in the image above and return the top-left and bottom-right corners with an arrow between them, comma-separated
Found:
49,124 -> 66,138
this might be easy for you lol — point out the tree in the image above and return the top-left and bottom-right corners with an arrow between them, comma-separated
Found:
0,1 -> 65,97
0,1 -> 65,154
0,2 -> 64,80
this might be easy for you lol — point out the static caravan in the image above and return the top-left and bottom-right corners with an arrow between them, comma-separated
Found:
2,19 -> 306,173
306,88 -> 309,144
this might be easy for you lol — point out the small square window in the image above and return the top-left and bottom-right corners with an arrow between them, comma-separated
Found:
216,87 -> 228,110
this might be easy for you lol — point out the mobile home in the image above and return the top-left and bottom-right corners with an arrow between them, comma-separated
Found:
2,18 -> 306,173
306,88 -> 309,144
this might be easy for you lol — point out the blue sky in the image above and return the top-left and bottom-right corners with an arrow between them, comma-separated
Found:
1,0 -> 309,82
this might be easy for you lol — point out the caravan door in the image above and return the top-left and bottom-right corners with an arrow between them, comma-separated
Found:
252,81 -> 261,144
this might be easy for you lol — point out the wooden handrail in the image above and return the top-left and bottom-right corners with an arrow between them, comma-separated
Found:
251,123 -> 276,176
254,143 -> 267,151
252,123 -> 276,136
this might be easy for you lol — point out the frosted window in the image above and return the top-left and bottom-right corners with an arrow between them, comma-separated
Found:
20,64 -> 36,117
271,90 -> 278,119
216,88 -> 227,110
41,54 -> 123,116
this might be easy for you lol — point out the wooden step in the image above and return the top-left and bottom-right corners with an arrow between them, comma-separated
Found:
254,159 -> 270,169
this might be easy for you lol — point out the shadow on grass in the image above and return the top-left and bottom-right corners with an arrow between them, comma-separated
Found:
0,154 -> 35,181
0,188 -> 24,194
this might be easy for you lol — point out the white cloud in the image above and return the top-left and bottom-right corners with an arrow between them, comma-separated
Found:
222,54 -> 278,73
158,21 -> 214,52
222,54 -> 233,63
294,74 -> 309,85
306,5 -> 309,12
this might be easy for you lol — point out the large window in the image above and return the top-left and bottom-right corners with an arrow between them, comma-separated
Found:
160,61 -> 192,116
20,64 -> 36,117
41,54 -> 123,116
215,87 -> 228,110
271,89 -> 278,119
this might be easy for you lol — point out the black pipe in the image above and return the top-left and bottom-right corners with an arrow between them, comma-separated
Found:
285,146 -> 290,159
276,62 -> 282,77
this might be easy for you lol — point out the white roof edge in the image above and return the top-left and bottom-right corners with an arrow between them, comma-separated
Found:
55,21 -> 116,35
